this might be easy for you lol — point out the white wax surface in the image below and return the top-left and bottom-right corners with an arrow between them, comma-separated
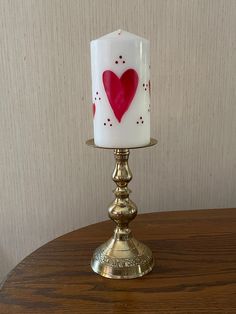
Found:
90,29 -> 150,148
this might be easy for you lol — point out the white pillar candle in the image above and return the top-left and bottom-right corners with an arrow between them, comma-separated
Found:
90,29 -> 150,148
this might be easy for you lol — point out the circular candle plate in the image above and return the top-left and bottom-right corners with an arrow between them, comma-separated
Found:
86,138 -> 157,149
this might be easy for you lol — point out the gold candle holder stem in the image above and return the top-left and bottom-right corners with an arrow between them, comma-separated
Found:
109,149 -> 136,230
87,139 -> 157,279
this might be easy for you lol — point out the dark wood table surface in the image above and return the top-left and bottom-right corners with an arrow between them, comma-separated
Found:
0,208 -> 236,313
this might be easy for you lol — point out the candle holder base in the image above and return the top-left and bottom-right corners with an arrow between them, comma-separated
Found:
91,228 -> 154,279
87,138 -> 157,279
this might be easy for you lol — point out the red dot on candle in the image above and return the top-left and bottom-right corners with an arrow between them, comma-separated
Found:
123,61 -> 125,63
104,123 -> 106,126
107,118 -> 110,122
96,92 -> 98,95
119,55 -> 122,59
110,124 -> 112,127
99,97 -> 101,100
115,61 -> 118,64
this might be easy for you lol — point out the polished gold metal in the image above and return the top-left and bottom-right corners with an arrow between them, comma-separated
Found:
86,138 -> 157,149
87,139 -> 157,279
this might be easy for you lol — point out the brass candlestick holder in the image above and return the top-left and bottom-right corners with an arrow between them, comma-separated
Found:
86,138 -> 157,279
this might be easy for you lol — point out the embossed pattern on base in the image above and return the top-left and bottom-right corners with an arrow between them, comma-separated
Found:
91,237 -> 154,279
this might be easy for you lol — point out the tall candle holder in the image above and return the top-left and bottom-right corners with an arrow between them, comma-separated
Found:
86,138 -> 157,279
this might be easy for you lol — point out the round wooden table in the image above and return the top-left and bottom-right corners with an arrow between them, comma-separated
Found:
0,208 -> 236,313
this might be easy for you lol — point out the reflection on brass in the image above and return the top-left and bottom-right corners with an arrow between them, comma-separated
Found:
87,139 -> 157,279
86,138 -> 157,149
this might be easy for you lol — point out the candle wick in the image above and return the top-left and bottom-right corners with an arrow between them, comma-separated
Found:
118,29 -> 122,35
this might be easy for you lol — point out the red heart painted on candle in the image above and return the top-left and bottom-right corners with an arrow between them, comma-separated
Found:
92,103 -> 96,118
102,69 -> 139,122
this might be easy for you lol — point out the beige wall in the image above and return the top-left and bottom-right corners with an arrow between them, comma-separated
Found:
0,0 -> 235,281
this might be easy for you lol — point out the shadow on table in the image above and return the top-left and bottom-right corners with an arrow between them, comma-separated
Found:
0,246 -> 13,290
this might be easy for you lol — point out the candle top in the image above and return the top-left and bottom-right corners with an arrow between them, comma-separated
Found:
91,29 -> 148,43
